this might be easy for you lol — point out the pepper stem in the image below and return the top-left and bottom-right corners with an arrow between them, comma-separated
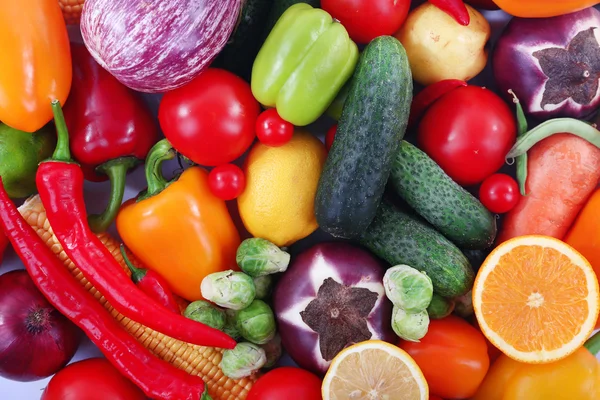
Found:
50,100 -> 72,162
138,139 -> 176,201
120,244 -> 147,284
584,330 -> 600,356
87,157 -> 138,233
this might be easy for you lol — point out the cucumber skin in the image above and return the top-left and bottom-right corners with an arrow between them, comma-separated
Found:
390,141 -> 497,249
359,202 -> 474,298
315,36 -> 413,239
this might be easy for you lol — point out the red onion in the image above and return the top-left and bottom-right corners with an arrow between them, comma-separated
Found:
0,270 -> 81,382
80,0 -> 243,93
273,242 -> 395,376
493,8 -> 600,120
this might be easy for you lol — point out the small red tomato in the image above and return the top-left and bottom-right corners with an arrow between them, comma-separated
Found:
208,164 -> 246,201
256,108 -> 294,147
322,0 -> 411,44
479,174 -> 520,214
247,367 -> 322,400
325,124 -> 337,152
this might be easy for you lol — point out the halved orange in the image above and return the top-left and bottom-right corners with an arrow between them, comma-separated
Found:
473,235 -> 600,364
322,340 -> 428,400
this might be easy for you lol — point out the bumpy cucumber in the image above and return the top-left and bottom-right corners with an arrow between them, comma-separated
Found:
359,202 -> 474,298
315,36 -> 413,239
390,141 -> 497,249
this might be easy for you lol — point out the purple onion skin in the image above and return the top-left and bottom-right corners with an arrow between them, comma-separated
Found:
80,0 -> 243,93
493,8 -> 600,120
0,270 -> 81,382
273,242 -> 395,376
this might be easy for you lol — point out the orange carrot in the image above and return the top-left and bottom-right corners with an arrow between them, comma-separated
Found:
497,133 -> 600,244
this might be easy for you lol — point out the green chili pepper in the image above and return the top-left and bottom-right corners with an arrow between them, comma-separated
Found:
508,90 -> 530,196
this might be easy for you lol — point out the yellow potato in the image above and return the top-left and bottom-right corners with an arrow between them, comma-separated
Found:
395,3 -> 490,85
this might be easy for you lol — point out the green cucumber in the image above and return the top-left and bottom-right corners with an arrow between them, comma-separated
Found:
263,0 -> 320,39
390,141 -> 497,249
359,202 -> 474,298
315,36 -> 413,239
427,294 -> 455,319
212,0 -> 274,81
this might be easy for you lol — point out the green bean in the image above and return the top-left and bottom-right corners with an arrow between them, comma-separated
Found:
508,90 -> 529,196
506,118 -> 600,160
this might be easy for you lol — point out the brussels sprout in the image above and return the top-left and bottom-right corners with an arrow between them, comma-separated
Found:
223,309 -> 242,341
383,265 -> 433,312
184,300 -> 226,330
200,270 -> 256,310
392,306 -> 429,342
234,300 -> 276,345
220,342 -> 266,379
454,290 -> 474,318
427,294 -> 455,319
253,275 -> 273,300
236,238 -> 291,277
260,334 -> 282,368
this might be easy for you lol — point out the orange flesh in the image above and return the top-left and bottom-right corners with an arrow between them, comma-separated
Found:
498,134 -> 600,244
480,245 -> 590,352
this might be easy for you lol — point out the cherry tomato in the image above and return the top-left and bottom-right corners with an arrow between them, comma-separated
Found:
479,173 -> 520,214
256,108 -> 294,147
325,124 -> 337,152
158,68 -> 260,166
208,164 -> 246,201
247,367 -> 322,400
399,315 -> 490,399
41,358 -> 146,400
465,0 -> 500,10
417,86 -> 517,186
321,0 -> 410,44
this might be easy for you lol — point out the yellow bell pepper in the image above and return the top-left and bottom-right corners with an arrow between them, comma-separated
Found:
473,332 -> 600,400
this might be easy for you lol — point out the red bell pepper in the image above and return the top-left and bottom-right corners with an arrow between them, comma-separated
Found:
62,43 -> 159,233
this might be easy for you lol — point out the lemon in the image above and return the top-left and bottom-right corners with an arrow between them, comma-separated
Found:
238,131 -> 327,247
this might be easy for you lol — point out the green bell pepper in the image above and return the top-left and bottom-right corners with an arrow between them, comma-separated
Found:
251,3 -> 359,126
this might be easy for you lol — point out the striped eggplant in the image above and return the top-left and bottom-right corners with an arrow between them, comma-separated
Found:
80,0 -> 243,93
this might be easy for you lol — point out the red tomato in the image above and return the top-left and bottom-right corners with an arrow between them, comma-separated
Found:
208,164 -> 246,200
465,0 -> 500,10
256,108 -> 294,147
417,86 -> 517,186
158,68 -> 260,166
479,173 -> 520,214
247,367 -> 322,400
321,0 -> 410,44
399,315 -> 490,399
41,358 -> 146,400
325,124 -> 337,152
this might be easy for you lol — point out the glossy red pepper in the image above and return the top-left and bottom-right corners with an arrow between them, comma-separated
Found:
63,43 -> 159,233
0,177 -> 209,400
35,100 -> 235,350
429,0 -> 470,26
409,79 -> 468,128
120,244 -> 180,314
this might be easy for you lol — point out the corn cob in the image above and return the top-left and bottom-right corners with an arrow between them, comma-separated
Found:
58,0 -> 84,25
19,195 -> 257,400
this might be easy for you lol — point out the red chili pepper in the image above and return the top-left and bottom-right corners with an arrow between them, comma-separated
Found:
0,177 -> 209,400
120,244 -> 181,314
63,43 -> 159,233
0,228 -> 8,265
35,100 -> 235,350
408,79 -> 468,128
429,0 -> 470,26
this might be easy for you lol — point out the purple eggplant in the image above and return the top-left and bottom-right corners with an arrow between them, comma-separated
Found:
80,0 -> 243,93
273,242 -> 395,376
493,8 -> 600,120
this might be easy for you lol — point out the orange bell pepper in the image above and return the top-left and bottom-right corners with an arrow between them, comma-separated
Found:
492,0 -> 599,18
0,0 -> 72,133
565,188 -> 600,328
116,139 -> 240,301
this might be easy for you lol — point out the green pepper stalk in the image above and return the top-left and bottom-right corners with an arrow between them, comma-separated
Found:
383,265 -> 434,312
236,238 -> 291,278
234,300 -> 277,345
220,342 -> 267,379
392,306 -> 430,342
184,300 -> 226,331
200,270 -> 256,310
